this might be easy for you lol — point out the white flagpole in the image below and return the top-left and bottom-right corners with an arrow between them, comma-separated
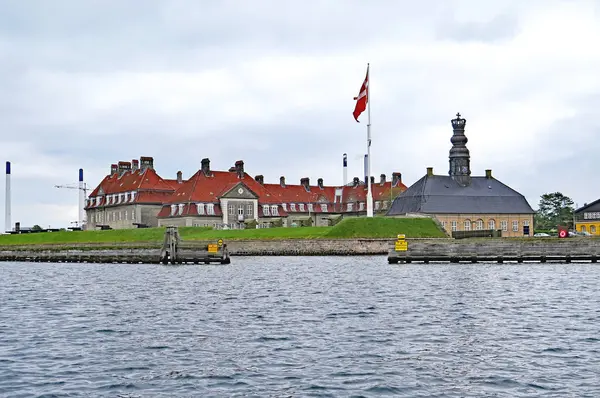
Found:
366,63 -> 373,217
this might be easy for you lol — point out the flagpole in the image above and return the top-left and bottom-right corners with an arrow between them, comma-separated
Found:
366,63 -> 373,217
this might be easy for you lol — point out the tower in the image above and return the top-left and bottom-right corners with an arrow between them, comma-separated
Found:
448,112 -> 471,186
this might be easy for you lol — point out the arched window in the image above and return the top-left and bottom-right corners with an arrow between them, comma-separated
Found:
476,219 -> 483,230
464,219 -> 471,231
581,225 -> 587,232
488,219 -> 496,230
591,225 -> 597,234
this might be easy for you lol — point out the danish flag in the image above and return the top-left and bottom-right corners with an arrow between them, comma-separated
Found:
353,66 -> 369,122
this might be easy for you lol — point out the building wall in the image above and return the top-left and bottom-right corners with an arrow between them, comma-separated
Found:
86,204 -> 163,229
434,213 -> 535,237
576,221 -> 600,235
158,216 -> 222,228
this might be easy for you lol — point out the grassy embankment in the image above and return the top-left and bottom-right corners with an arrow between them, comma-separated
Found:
0,217 -> 446,247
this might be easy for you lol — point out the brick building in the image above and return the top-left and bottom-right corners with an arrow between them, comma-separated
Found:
85,157 -> 407,230
387,113 -> 535,237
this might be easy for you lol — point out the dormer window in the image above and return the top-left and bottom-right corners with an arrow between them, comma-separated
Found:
299,204 -> 305,212
206,204 -> 214,215
282,203 -> 287,211
263,205 -> 270,216
308,203 -> 314,212
320,204 -> 327,212
347,203 -> 354,211
170,204 -> 177,216
196,203 -> 205,215
178,203 -> 185,215
359,202 -> 365,211
290,203 -> 296,212
271,205 -> 278,216
129,192 -> 135,202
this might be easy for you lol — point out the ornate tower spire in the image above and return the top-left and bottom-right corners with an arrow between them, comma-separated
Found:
448,112 -> 471,186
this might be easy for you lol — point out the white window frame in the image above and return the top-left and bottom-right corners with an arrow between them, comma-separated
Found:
196,203 -> 205,215
290,203 -> 296,212
347,202 -> 354,211
170,204 -> 177,216
299,203 -> 305,212
451,221 -> 457,231
178,203 -> 184,215
263,205 -> 270,216
476,220 -> 483,230
501,220 -> 508,231
359,202 -> 365,211
282,203 -> 287,211
464,220 -> 471,231
125,211 -> 128,221
271,205 -> 278,216
228,204 -> 235,216
375,201 -> 380,210
308,204 -> 314,212
246,204 -> 253,216
206,204 -> 214,215
488,219 -> 495,230
512,220 -> 519,232
320,204 -> 327,212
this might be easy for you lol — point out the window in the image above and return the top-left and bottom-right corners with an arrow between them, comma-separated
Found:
375,201 -> 380,210
196,203 -> 205,215
441,221 -> 447,229
282,203 -> 287,211
112,212 -> 116,221
299,204 -> 305,212
451,221 -> 457,231
382,201 -> 388,209
308,204 -> 314,212
476,219 -> 483,230
206,204 -> 214,215
118,211 -> 122,221
125,211 -> 128,221
591,226 -> 596,234
464,220 -> 471,231
488,219 -> 495,230
290,203 -> 296,212
271,205 -> 278,216
321,204 -> 328,212
263,205 -> 270,216
512,220 -> 518,232
523,220 -> 530,227
170,204 -> 177,216
359,202 -> 365,211
581,225 -> 587,232
347,203 -> 354,211
246,204 -> 253,216
228,204 -> 235,215
238,206 -> 244,218
501,220 -> 508,231
178,204 -> 184,215
132,210 -> 135,221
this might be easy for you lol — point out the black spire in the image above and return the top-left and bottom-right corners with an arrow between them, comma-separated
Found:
448,112 -> 471,186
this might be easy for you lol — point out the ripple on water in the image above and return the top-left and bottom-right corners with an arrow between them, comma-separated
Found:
1,259 -> 600,397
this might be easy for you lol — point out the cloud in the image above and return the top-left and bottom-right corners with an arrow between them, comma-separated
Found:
1,0 -> 600,229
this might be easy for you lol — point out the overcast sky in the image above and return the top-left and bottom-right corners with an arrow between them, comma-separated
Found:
1,0 -> 600,229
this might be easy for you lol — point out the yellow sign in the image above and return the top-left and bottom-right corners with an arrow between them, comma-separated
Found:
395,241 -> 408,252
217,239 -> 223,247
208,244 -> 218,253
397,234 -> 406,240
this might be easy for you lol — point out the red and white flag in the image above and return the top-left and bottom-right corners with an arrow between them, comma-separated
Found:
353,66 -> 369,122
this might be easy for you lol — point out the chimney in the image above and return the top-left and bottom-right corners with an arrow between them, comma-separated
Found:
392,172 -> 402,187
5,161 -> 11,233
370,176 -> 375,185
343,153 -> 348,186
228,166 -> 236,172
255,175 -> 264,185
317,178 -> 324,189
380,174 -> 386,186
201,158 -> 210,176
131,159 -> 139,172
353,177 -> 360,187
485,169 -> 492,179
280,176 -> 286,187
300,177 -> 310,192
140,156 -> 154,171
117,161 -> 131,176
177,171 -> 182,184
426,167 -> 434,177
235,160 -> 244,178
110,164 -> 118,175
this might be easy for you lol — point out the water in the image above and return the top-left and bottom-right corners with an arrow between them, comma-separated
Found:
1,258 -> 599,397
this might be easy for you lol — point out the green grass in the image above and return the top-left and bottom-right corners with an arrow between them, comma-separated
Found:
0,217 -> 446,247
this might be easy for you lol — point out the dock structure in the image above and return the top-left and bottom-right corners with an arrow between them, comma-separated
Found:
387,237 -> 600,264
160,226 -> 230,265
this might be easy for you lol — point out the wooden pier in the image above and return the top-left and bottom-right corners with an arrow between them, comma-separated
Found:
387,237 -> 600,264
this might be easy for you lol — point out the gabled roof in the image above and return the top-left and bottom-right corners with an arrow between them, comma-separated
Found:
88,168 -> 175,197
575,198 -> 600,214
387,174 -> 534,215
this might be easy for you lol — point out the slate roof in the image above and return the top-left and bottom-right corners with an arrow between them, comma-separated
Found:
575,198 -> 600,214
387,174 -> 534,215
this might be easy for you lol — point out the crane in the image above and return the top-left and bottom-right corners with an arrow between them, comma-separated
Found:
55,168 -> 88,229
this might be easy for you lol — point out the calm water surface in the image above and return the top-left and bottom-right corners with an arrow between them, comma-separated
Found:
1,257 -> 599,397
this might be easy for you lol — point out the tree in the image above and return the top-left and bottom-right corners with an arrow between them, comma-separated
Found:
536,192 -> 575,229
32,224 -> 43,231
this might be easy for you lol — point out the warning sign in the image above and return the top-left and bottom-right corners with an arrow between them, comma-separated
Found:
208,244 -> 218,253
395,241 -> 408,252
217,239 -> 223,247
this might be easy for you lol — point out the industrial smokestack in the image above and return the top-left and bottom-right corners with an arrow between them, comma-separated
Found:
79,168 -> 85,229
343,153 -> 348,186
5,161 -> 11,233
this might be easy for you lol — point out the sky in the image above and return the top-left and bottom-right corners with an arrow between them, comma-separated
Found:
1,0 -> 600,229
